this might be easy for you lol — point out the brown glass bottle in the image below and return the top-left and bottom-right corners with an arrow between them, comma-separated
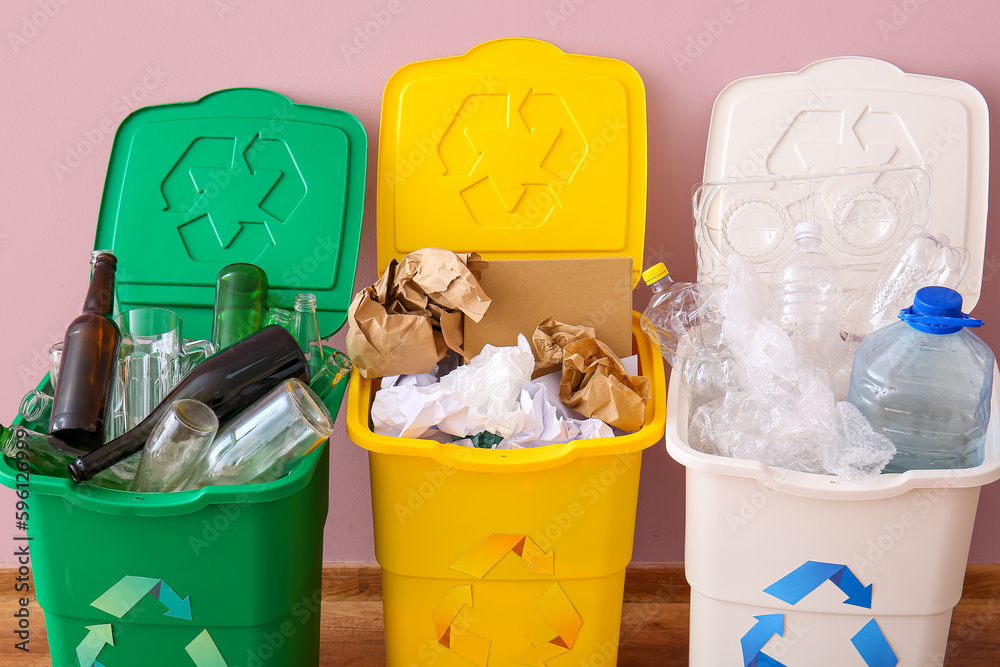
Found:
69,325 -> 309,483
49,253 -> 121,451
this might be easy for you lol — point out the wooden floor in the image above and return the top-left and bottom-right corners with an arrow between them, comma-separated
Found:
1,564 -> 997,665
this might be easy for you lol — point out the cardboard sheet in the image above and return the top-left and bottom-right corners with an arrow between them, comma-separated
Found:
463,257 -> 633,359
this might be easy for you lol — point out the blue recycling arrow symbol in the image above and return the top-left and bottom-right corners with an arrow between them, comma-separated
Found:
764,561 -> 872,608
751,562 -> 897,667
740,614 -> 786,667
852,619 -> 898,667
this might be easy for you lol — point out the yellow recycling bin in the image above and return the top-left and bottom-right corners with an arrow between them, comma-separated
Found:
346,38 -> 666,666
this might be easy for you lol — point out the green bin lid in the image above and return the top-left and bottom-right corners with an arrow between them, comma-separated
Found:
94,88 -> 367,340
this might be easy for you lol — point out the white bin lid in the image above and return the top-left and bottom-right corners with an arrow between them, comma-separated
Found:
702,56 -> 989,310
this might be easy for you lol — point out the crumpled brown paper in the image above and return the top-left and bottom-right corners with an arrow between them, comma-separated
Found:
531,317 -> 597,375
347,249 -> 491,379
559,338 -> 650,433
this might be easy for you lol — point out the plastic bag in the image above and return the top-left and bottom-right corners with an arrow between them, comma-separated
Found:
688,359 -> 895,478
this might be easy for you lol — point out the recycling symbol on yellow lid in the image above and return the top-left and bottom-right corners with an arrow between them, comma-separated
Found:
439,91 -> 588,228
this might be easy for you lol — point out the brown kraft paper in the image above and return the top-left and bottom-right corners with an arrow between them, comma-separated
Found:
559,337 -> 650,433
346,248 -> 490,379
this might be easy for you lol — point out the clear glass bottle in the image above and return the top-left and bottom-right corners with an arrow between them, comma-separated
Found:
265,307 -> 294,332
179,379 -> 332,490
291,293 -> 325,378
848,286 -> 994,472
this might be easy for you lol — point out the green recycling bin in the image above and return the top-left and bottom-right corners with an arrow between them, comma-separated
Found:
0,88 -> 367,666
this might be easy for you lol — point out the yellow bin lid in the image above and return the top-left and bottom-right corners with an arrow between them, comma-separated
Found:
377,38 -> 648,285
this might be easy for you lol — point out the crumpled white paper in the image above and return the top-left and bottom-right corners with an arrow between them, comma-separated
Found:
372,334 -> 613,448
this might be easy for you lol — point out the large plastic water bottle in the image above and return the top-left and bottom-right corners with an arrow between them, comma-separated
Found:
768,221 -> 844,362
847,286 -> 994,472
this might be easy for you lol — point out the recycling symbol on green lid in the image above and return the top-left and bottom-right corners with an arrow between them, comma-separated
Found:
78,575 -> 227,666
161,134 -> 307,262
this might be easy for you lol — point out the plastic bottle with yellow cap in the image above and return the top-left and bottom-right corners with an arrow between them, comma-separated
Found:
639,263 -> 716,370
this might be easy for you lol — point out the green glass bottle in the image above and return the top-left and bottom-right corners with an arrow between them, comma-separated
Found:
309,346 -> 352,413
212,263 -> 269,349
0,423 -> 135,490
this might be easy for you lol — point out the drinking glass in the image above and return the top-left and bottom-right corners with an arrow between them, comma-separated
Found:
133,399 -> 219,493
48,342 -> 63,388
112,308 -> 215,435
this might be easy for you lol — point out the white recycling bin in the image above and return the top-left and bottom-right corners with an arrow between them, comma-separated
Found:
666,57 -> 999,666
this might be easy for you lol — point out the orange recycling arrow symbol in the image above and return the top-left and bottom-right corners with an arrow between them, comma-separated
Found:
520,583 -> 583,667
433,585 -> 490,667
451,534 -> 554,578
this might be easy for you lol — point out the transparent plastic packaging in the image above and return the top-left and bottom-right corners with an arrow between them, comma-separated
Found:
689,359 -> 895,478
693,165 -> 933,341
842,225 -> 970,343
686,256 -> 895,478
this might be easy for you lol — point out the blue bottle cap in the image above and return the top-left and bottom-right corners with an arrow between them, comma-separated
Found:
899,286 -> 983,334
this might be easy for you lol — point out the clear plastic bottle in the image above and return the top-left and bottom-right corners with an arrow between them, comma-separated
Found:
768,221 -> 844,362
847,286 -> 994,472
640,263 -> 729,418
640,263 -> 717,369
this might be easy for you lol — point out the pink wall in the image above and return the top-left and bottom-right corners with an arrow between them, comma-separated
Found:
2,0 -> 999,566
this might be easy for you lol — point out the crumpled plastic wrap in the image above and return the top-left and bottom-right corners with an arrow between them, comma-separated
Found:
686,256 -> 896,478
833,401 -> 897,477
372,335 -> 613,448
346,248 -> 491,379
